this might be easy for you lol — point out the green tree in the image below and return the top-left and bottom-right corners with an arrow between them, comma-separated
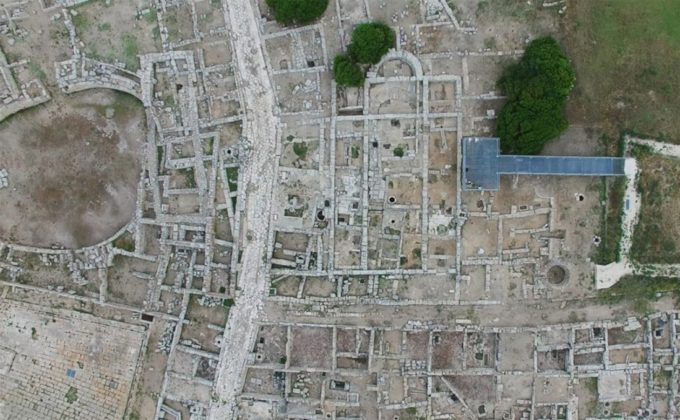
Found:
333,54 -> 364,87
348,22 -> 395,64
496,36 -> 575,154
265,0 -> 329,26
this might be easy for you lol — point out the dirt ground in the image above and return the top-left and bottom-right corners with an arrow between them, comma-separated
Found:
0,89 -> 145,248
72,0 -> 161,71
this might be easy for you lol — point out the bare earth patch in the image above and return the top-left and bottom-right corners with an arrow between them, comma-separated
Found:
0,89 -> 145,248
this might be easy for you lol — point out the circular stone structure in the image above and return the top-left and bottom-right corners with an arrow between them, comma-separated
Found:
546,264 -> 569,286
0,90 -> 145,248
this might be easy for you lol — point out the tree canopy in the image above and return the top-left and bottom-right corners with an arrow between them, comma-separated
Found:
333,54 -> 364,87
348,22 -> 396,65
495,36 -> 576,155
265,0 -> 329,26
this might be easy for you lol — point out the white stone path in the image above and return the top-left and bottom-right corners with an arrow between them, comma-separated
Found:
209,0 -> 279,416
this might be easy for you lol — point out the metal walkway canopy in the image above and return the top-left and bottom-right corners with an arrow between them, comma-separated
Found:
462,137 -> 627,191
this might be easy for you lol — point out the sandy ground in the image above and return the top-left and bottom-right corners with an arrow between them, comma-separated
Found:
209,0 -> 279,417
0,90 -> 145,248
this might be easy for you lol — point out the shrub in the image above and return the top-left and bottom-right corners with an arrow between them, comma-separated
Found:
293,142 -> 308,159
348,22 -> 395,64
495,36 -> 575,155
265,0 -> 329,26
333,54 -> 364,87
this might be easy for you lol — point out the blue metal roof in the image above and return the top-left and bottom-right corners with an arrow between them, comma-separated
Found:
462,137 -> 499,191
462,137 -> 626,191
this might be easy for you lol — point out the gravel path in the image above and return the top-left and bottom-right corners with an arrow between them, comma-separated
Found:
209,0 -> 279,416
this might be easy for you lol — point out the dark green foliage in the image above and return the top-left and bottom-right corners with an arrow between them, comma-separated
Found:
266,0 -> 329,26
333,54 -> 364,87
332,22 -> 394,87
496,36 -> 575,154
393,146 -> 404,157
293,142 -> 308,159
348,22 -> 396,64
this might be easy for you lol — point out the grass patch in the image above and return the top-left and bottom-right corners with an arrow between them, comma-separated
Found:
71,13 -> 89,32
113,234 -> 135,252
583,377 -> 598,396
225,167 -> 239,189
630,143 -> 653,159
656,369 -> 672,388
179,168 -> 196,188
293,142 -> 308,159
144,8 -> 158,24
566,1 -> 680,141
598,275 -> 680,314
630,153 -> 680,263
122,34 -> 139,70
593,176 -> 625,265
27,62 -> 47,83
152,25 -> 161,40
205,137 -> 214,155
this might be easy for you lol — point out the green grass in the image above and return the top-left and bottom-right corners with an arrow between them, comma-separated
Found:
27,62 -> 47,83
152,25 -> 161,41
180,168 -> 196,188
122,34 -> 139,70
583,377 -> 598,395
205,137 -> 214,155
656,369 -> 672,387
144,8 -> 157,24
109,91 -> 143,117
593,176 -> 625,265
630,143 -> 653,159
71,13 -> 89,32
225,167 -> 239,188
598,275 -> 680,314
630,153 -> 680,263
113,234 -> 135,252
567,1 -> 680,142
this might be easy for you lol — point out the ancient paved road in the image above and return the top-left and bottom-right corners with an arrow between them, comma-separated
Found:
209,0 -> 278,417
